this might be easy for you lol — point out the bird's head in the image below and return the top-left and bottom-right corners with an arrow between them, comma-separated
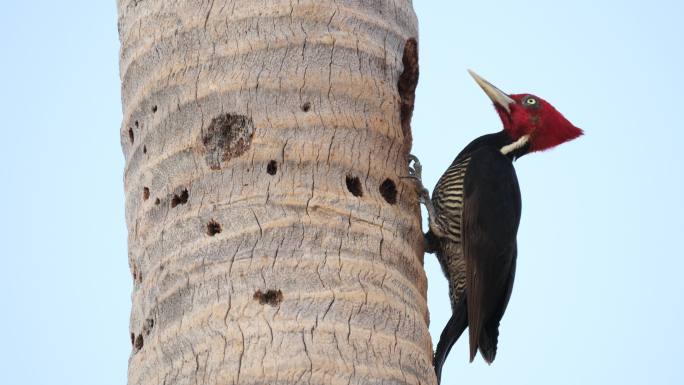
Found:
468,70 -> 583,153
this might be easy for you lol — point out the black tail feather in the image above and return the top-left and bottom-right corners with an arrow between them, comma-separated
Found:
433,299 -> 467,384
478,322 -> 500,364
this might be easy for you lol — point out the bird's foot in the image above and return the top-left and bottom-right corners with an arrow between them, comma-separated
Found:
406,154 -> 447,239
407,154 -> 423,180
406,154 -> 431,205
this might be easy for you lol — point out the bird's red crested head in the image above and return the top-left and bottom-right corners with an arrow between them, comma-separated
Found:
469,70 -> 583,152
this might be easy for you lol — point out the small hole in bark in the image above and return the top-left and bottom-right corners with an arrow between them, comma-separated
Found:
301,102 -> 311,112
143,319 -> 154,335
267,160 -> 278,175
143,187 -> 150,201
134,334 -> 144,350
128,128 -> 134,143
202,113 -> 255,170
143,145 -> 147,154
253,289 -> 283,307
152,105 -> 158,113
171,189 -> 189,208
380,179 -> 397,204
130,333 -> 135,346
135,120 -> 139,128
131,264 -> 140,283
207,220 -> 222,236
346,175 -> 363,197
155,198 -> 161,205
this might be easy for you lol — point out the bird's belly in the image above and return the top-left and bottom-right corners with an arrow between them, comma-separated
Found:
436,240 -> 466,311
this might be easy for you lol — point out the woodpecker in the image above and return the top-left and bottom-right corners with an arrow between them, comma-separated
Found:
409,70 -> 582,383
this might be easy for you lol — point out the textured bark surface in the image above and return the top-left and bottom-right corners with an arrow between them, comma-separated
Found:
118,1 -> 431,384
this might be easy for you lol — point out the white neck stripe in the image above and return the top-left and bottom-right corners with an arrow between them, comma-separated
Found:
500,135 -> 530,155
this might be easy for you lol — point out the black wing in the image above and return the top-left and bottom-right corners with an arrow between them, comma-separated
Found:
462,147 -> 521,363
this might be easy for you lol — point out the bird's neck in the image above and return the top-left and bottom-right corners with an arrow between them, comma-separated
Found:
457,130 -> 530,161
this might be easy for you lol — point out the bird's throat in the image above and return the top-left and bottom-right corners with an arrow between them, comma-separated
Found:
500,135 -> 530,160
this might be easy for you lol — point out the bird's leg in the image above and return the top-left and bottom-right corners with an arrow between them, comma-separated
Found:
407,154 -> 447,241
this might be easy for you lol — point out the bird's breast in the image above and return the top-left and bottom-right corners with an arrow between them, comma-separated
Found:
432,156 -> 471,244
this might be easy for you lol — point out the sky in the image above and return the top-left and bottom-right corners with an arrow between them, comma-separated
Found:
1,1 -> 682,384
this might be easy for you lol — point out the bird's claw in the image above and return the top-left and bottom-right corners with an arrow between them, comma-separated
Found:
407,154 -> 423,181
406,154 -> 445,238
406,154 -> 431,205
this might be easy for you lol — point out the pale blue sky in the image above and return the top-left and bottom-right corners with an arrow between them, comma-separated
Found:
1,1 -> 682,384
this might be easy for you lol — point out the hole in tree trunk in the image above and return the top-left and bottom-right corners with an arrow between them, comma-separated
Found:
134,334 -> 144,350
171,189 -> 189,208
143,319 -> 154,335
267,160 -> 278,175
253,289 -> 283,307
143,187 -> 150,201
301,102 -> 311,112
380,178 -> 397,204
202,113 -> 255,170
206,220 -> 222,236
128,128 -> 134,144
346,175 -> 363,197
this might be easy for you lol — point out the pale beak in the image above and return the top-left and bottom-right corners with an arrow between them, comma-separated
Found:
468,69 -> 516,114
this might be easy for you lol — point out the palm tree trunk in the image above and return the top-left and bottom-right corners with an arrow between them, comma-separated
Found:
118,1 -> 431,384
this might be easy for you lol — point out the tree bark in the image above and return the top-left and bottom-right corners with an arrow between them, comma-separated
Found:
118,1 -> 431,384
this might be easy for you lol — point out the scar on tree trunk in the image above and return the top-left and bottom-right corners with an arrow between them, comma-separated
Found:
398,38 -> 419,153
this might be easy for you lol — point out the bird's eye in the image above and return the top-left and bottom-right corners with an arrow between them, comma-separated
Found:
525,97 -> 537,105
